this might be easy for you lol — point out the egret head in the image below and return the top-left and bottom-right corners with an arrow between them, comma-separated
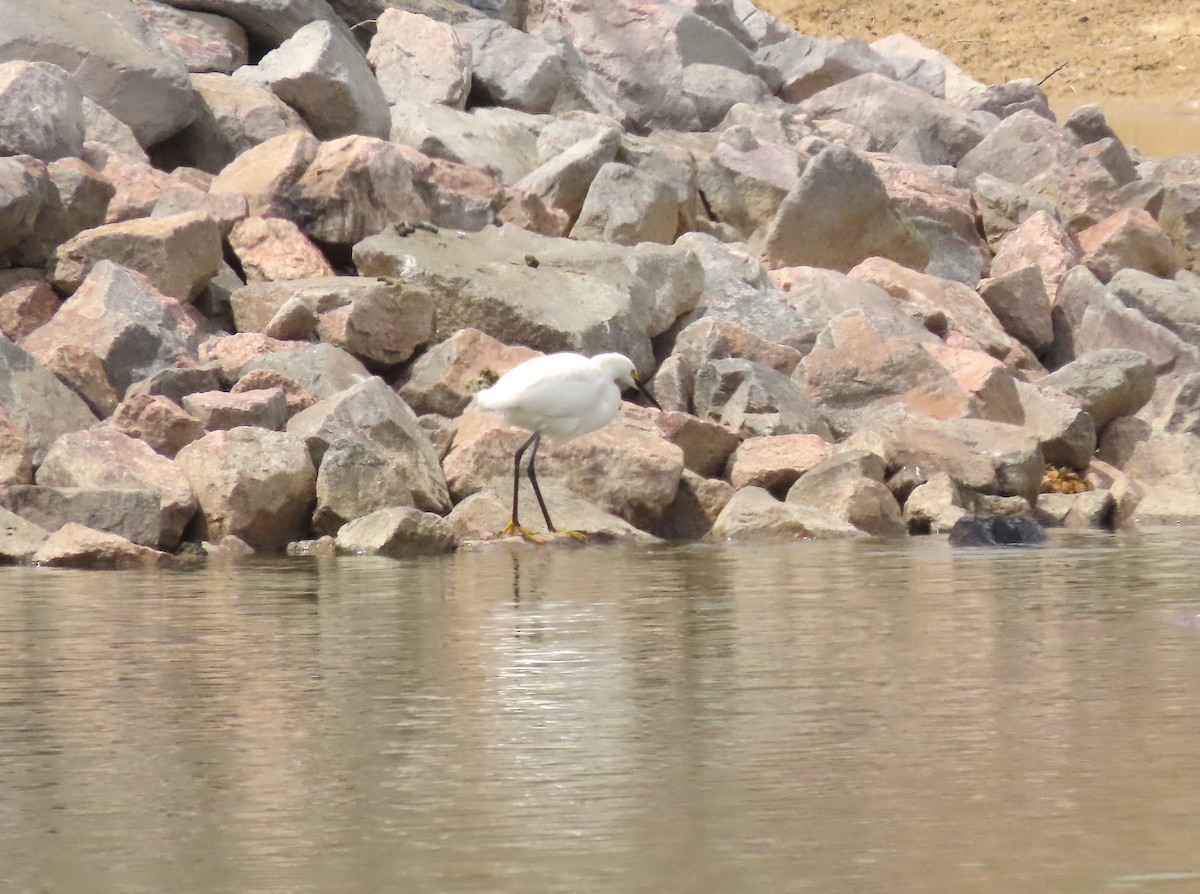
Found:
593,352 -> 660,409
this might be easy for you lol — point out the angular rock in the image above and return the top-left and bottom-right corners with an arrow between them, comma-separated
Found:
958,77 -> 1053,121
977,266 -> 1054,354
106,392 -> 205,458
797,72 -> 985,166
0,485 -> 161,548
901,471 -> 967,534
0,156 -> 46,256
653,411 -> 742,479
368,10 -> 470,109
680,63 -> 772,132
335,506 -> 456,558
762,142 -> 927,273
695,127 -> 802,241
0,3 -> 197,147
1017,381 -> 1096,470
352,224 -> 701,372
147,0 -> 351,47
1106,268 -> 1200,351
30,523 -> 190,570
175,427 -> 316,551
182,388 -> 288,432
725,432 -> 833,494
287,376 -> 450,513
0,505 -> 47,562
125,365 -> 224,406
82,146 -> 185,224
402,149 -> 506,232
312,437 -> 421,534
786,450 -> 906,537
447,485 -> 655,545
134,0 -> 249,74
231,368 -> 317,416
707,485 -> 860,541
767,34 -> 893,103
511,126 -> 620,225
1039,349 -> 1156,430
647,468 -> 733,541
1034,490 -> 1114,530
50,212 -> 223,303
922,342 -> 1023,425
0,335 -> 98,464
8,157 -> 116,268
228,216 -> 334,283
23,262 -> 208,416
160,72 -> 311,175
447,402 -> 682,531
456,18 -> 564,114
1076,208 -> 1176,284
990,210 -> 1080,300
237,342 -> 372,399
570,162 -> 679,246
0,61 -> 85,160
235,20 -> 390,139
0,272 -> 59,343
397,327 -> 539,417
693,358 -> 831,440
36,428 -> 197,548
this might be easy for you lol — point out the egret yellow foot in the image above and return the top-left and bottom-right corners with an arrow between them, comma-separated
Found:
501,520 -> 544,543
559,529 -> 588,542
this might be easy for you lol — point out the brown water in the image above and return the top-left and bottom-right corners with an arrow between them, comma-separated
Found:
1054,98 -> 1200,159
2,533 -> 1200,894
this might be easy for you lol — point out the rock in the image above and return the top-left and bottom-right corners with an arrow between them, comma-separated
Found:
456,18 -> 564,114
0,156 -> 47,256
389,100 -> 542,186
175,427 -> 316,551
797,72 -> 985,166
647,468 -> 732,541
30,523 -> 191,570
125,365 -> 224,406
0,62 -> 85,160
446,485 -> 655,544
0,335 -> 98,463
106,392 -> 205,457
237,342 -> 372,399
0,485 -> 161,548
948,515 -> 1046,546
235,20 -> 390,139
902,471 -> 967,533
231,368 -> 317,416
311,437 -> 423,534
1076,208 -> 1176,284
527,0 -> 761,132
182,388 -> 289,432
0,3 -> 198,147
870,32 -> 985,101
707,485 -> 861,541
50,212 -> 222,304
987,210 -> 1081,299
671,316 -> 804,378
335,506 -> 456,557
680,63 -> 772,132
145,0 -> 351,48
0,506 -> 48,562
24,262 -> 208,417
923,341 -> 1024,424
1034,490 -> 1114,529
227,216 -> 333,283
287,376 -> 450,513
957,77 -> 1053,121
693,358 -> 832,439
133,0 -> 250,75
695,128 -> 801,240
845,408 -> 1045,504
849,257 -> 1014,358
956,110 -> 1122,230
8,157 -> 116,268
511,125 -> 620,225
798,308 -> 971,432
785,449 -> 906,537
570,162 -> 679,246
82,146 -> 183,223
1106,268 -> 1200,350
970,173 -> 1064,246
402,149 -> 506,232
36,428 -> 197,549
1017,382 -> 1096,470
726,432 -> 833,494
352,224 -> 701,372
762,142 -> 927,273
0,272 -> 59,343
445,402 -> 682,531
398,328 -> 539,417
1039,349 -> 1156,430
977,266 -> 1053,354
653,411 -> 742,479
159,72 -> 311,175
1157,181 -> 1200,272
767,35 -> 894,103
0,406 -> 32,486
368,9 -> 471,108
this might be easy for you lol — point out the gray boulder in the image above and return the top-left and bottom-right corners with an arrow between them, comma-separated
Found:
1107,268 -> 1200,349
570,162 -> 679,246
0,485 -> 161,548
0,506 -> 47,562
786,450 -> 906,537
766,35 -> 894,103
389,100 -> 543,186
692,357 -> 832,439
335,506 -> 456,557
456,19 -> 565,115
0,62 -> 85,160
1039,349 -> 1156,430
234,20 -> 390,140
368,9 -> 471,109
238,343 -> 372,399
0,335 -> 97,464
707,485 -> 861,541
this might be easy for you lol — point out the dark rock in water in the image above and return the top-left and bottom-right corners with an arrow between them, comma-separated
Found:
948,514 -> 1046,547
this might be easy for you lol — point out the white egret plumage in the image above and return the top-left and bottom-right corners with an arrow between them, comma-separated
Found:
475,351 -> 660,541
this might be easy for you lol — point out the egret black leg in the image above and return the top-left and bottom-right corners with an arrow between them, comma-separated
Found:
525,431 -> 557,532
511,430 -> 539,528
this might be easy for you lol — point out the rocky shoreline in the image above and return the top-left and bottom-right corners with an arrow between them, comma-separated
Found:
2,0 -> 1200,568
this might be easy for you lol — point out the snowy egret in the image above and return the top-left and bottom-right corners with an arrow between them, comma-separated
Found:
475,351 -> 660,542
